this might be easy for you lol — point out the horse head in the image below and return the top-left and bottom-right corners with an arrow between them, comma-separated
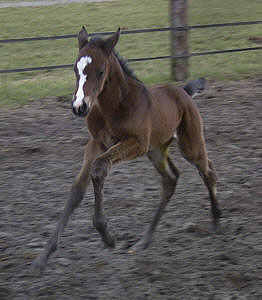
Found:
72,27 -> 120,117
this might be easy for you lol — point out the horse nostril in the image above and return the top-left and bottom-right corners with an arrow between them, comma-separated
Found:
80,102 -> 87,114
72,102 -> 87,117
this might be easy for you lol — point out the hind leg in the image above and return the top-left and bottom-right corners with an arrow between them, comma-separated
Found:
200,159 -> 221,225
195,157 -> 221,227
178,130 -> 221,228
131,142 -> 180,251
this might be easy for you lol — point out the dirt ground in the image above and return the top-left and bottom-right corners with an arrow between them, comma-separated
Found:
0,79 -> 261,299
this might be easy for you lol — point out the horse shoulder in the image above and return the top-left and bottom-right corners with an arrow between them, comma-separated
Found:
110,84 -> 152,149
86,107 -> 106,139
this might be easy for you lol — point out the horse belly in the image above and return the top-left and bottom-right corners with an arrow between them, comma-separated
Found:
149,86 -> 182,147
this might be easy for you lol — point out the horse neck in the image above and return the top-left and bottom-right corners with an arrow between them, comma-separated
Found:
97,54 -> 129,117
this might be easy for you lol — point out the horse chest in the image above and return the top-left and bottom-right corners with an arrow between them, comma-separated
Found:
86,112 -> 120,148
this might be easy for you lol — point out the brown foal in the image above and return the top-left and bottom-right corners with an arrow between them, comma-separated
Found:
32,27 -> 221,272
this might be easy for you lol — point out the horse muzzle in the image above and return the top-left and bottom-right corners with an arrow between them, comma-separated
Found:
72,101 -> 89,117
72,96 -> 92,117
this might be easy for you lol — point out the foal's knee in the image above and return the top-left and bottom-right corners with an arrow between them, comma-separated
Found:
197,158 -> 217,186
91,158 -> 110,183
206,169 -> 217,187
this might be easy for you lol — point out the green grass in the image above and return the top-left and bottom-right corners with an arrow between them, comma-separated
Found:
0,0 -> 22,2
0,0 -> 261,106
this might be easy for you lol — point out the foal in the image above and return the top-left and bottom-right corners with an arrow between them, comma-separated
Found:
33,27 -> 221,272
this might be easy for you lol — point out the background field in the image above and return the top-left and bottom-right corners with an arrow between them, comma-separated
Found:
0,0 -> 261,106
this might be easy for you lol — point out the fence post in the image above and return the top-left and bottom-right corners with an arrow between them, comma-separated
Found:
170,0 -> 189,81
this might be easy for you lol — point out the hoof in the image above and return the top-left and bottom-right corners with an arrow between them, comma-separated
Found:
212,221 -> 223,234
93,216 -> 116,248
212,207 -> 222,231
31,254 -> 48,275
128,237 -> 151,254
213,207 -> 222,220
101,231 -> 116,248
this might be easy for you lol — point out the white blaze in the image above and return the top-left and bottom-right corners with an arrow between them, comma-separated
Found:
73,56 -> 92,108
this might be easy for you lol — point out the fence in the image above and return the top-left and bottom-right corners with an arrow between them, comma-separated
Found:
0,20 -> 262,76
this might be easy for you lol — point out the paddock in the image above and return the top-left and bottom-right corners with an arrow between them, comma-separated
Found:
0,79 -> 261,299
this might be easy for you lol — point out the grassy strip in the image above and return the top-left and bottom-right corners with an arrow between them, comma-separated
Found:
0,0 -> 23,2
0,0 -> 261,106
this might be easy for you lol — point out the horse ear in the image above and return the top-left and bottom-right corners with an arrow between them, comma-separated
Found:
103,28 -> 121,55
78,26 -> 89,50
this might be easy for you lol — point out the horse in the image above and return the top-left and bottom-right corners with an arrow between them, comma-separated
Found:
32,27 -> 221,272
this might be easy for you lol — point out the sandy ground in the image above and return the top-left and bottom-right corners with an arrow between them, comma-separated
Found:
0,79 -> 262,299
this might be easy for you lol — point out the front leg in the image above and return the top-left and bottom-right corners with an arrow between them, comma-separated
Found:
32,139 -> 103,273
91,137 -> 148,247
91,158 -> 115,247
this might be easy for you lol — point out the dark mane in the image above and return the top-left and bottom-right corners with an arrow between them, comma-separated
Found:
89,36 -> 141,83
113,51 -> 141,82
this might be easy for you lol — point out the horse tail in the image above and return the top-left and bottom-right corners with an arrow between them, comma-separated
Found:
183,78 -> 206,98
